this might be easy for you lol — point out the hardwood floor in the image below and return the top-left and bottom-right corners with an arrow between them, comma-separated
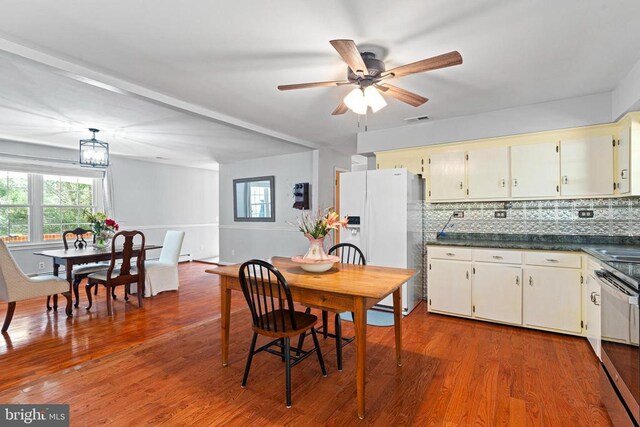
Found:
0,262 -> 613,426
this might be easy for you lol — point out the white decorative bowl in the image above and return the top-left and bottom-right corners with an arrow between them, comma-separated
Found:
291,255 -> 340,273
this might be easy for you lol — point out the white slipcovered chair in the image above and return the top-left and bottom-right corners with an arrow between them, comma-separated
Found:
0,240 -> 72,332
142,230 -> 185,297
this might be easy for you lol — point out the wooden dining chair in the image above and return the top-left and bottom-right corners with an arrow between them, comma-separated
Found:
320,243 -> 365,371
64,228 -> 111,307
239,259 -> 327,408
46,228 -> 110,310
85,230 -> 145,316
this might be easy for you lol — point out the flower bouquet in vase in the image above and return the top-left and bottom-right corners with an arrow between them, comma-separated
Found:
86,211 -> 119,249
292,208 -> 348,272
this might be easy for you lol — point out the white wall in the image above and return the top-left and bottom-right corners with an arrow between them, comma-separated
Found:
612,57 -> 640,120
1,140 -> 219,274
357,92 -> 613,154
108,156 -> 219,262
219,148 -> 350,264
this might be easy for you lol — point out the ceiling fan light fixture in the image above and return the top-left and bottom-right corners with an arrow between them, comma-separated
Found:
343,88 -> 368,115
364,86 -> 387,113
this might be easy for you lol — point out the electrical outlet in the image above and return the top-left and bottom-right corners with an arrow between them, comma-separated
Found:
453,211 -> 465,218
494,210 -> 508,218
38,262 -> 45,270
578,210 -> 594,218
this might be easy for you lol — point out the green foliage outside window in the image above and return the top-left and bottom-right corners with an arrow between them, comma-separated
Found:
0,172 -> 29,242
42,175 -> 94,240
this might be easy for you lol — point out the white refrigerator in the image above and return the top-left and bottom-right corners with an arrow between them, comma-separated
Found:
339,168 -> 423,314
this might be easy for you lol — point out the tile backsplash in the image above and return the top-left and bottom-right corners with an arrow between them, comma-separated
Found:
423,197 -> 640,240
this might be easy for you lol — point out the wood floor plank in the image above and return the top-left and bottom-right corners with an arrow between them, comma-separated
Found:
0,262 -> 615,426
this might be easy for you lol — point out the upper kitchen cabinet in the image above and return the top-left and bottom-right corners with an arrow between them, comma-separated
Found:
617,126 -> 631,194
467,146 -> 510,199
429,151 -> 466,201
560,135 -> 614,197
376,151 -> 424,176
511,142 -> 560,198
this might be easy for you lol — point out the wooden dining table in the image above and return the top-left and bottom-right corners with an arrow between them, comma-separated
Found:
34,244 -> 162,309
206,256 -> 416,419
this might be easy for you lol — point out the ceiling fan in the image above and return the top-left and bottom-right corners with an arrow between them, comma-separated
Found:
277,39 -> 463,116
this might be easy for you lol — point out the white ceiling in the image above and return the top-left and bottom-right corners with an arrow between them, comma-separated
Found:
0,0 -> 639,164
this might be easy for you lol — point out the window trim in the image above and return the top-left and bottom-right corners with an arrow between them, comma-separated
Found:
233,175 -> 275,222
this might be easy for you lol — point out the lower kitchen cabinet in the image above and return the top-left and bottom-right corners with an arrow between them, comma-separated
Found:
428,259 -> 472,316
428,245 -> 586,337
472,263 -> 522,325
523,266 -> 582,333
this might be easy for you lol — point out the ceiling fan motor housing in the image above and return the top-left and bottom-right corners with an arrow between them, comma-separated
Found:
347,52 -> 385,84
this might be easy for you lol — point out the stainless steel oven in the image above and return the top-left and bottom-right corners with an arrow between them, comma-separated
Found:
596,268 -> 639,426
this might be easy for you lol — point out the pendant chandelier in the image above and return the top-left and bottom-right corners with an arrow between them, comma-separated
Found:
79,128 -> 109,168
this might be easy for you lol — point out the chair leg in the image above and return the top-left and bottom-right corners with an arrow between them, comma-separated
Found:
73,277 -> 81,308
111,288 -> 117,300
53,294 -> 58,311
85,283 -> 94,310
124,284 -> 130,301
241,332 -> 258,388
279,338 -> 286,362
310,328 -> 327,377
284,337 -> 291,408
94,285 -> 98,296
335,313 -> 343,372
63,292 -> 73,317
106,286 -> 113,316
296,307 -> 311,351
136,285 -> 143,308
46,295 -> 52,311
2,302 -> 16,333
322,310 -> 328,339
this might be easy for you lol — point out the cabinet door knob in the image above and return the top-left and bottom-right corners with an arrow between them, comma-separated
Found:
516,276 -> 520,286
529,276 -> 533,286
512,178 -> 518,187
492,255 -> 503,260
562,176 -> 569,184
466,271 -> 469,280
458,182 -> 463,190
499,179 -> 506,188
621,169 -> 629,179
446,252 -> 455,257
546,259 -> 559,263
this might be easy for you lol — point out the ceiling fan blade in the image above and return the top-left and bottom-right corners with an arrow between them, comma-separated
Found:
278,80 -> 350,91
383,51 -> 462,78
332,102 -> 349,115
330,39 -> 368,75
377,84 -> 428,107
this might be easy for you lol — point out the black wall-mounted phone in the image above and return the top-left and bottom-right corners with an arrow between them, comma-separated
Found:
292,183 -> 310,210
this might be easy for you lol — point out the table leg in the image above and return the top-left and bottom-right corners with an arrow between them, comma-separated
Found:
221,277 -> 232,367
393,288 -> 403,367
47,262 -> 61,311
354,296 -> 367,419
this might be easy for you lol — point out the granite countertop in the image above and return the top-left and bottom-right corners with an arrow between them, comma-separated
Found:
426,233 -> 640,286
426,238 -> 588,252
